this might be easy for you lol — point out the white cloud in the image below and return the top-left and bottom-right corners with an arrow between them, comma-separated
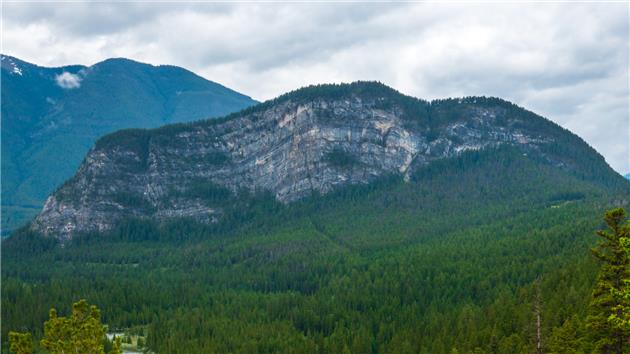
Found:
2,2 -> 628,173
55,72 -> 82,89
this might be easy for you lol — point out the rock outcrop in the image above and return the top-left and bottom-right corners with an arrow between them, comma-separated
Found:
31,82 -> 609,239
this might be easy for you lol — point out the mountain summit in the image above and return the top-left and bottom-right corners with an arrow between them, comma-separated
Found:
1,55 -> 257,233
31,81 -> 627,239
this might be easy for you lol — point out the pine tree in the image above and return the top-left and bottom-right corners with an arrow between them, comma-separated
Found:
8,299 -> 122,354
608,229 -> 630,332
586,208 -> 630,353
40,299 -> 107,354
547,315 -> 584,354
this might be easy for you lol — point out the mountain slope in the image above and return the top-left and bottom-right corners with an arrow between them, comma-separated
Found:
4,82 -> 630,353
3,146 -> 627,353
31,82 -> 628,239
1,55 -> 257,234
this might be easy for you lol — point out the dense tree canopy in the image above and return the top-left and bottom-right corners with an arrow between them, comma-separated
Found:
3,147 -> 629,353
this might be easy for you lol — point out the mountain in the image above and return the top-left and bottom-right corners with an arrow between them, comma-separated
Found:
30,81 -> 628,239
626,173 -> 630,180
1,55 -> 257,234
4,82 -> 630,353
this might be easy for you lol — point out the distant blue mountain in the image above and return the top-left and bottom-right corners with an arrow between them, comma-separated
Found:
625,173 -> 630,180
1,55 -> 257,234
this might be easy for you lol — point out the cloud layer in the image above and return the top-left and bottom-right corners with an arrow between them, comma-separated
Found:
3,3 -> 628,173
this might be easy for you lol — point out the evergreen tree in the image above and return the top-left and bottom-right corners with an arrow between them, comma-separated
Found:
8,332 -> 32,354
608,228 -> 630,332
547,316 -> 585,354
586,208 -> 630,353
41,299 -> 107,354
9,299 -> 121,354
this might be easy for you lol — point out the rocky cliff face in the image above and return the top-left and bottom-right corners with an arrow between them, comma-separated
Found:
31,82 -> 605,239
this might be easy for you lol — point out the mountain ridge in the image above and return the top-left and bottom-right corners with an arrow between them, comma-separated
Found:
5,83 -> 630,354
30,81 -> 629,239
1,54 -> 257,234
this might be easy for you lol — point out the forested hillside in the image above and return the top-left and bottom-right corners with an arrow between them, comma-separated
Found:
30,82 -> 627,240
3,147 -> 629,353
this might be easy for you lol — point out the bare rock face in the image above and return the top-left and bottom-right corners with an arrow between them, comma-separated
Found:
32,83 -> 578,239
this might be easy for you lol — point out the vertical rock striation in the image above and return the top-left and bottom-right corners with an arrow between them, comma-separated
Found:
31,82 -> 616,239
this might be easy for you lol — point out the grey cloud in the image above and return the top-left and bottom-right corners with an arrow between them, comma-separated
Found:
4,3 -> 233,37
146,4 -> 407,71
2,2 -> 628,173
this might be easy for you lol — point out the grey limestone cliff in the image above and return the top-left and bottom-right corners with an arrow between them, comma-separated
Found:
32,82 -> 602,239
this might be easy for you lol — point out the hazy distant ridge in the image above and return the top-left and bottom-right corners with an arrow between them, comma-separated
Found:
1,54 -> 257,234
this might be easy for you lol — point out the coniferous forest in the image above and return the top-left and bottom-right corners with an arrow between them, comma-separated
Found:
3,2 -> 630,353
3,147 -> 630,353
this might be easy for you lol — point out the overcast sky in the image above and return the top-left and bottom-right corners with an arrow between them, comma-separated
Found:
2,2 -> 628,174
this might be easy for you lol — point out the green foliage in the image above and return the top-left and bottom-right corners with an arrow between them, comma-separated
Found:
40,300 -> 106,354
109,337 -> 122,354
1,229 -> 58,256
586,208 -> 630,353
217,81 -> 430,125
8,299 -> 121,354
324,147 -> 358,169
608,235 -> 630,331
203,151 -> 230,165
94,129 -> 152,168
549,191 -> 586,203
547,315 -> 588,353
177,180 -> 233,204
8,332 -> 32,354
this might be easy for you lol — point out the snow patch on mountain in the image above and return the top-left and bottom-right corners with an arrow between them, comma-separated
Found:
2,55 -> 23,76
